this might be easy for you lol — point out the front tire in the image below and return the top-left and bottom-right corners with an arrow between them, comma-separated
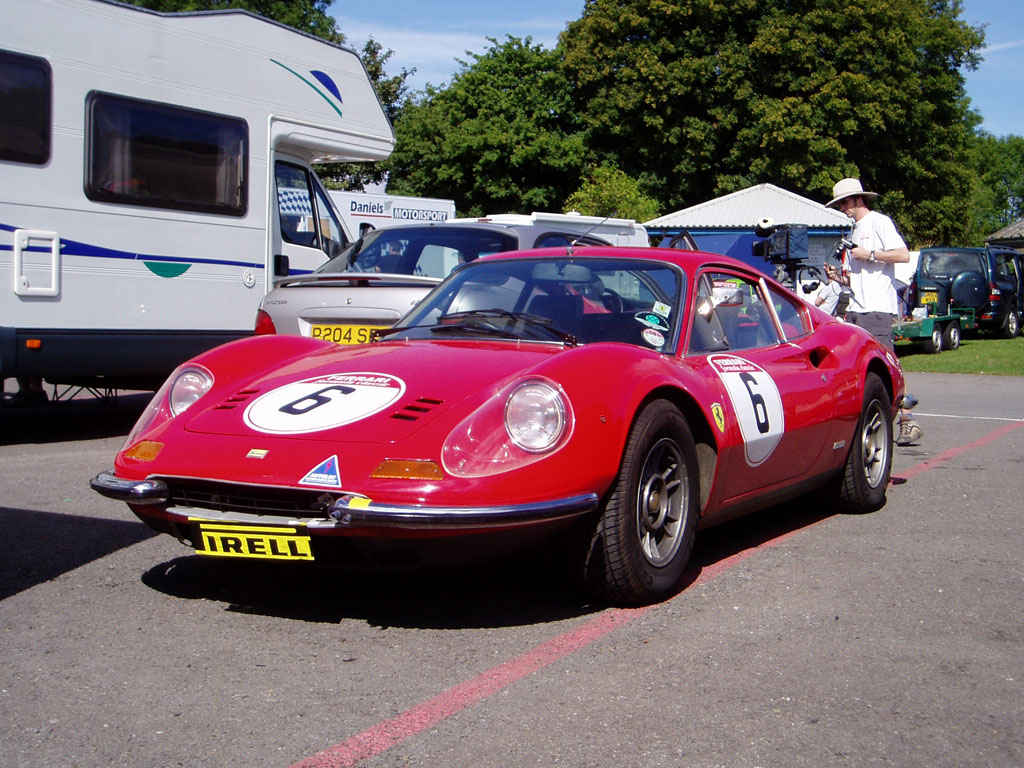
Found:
578,400 -> 698,605
922,326 -> 942,354
835,373 -> 893,513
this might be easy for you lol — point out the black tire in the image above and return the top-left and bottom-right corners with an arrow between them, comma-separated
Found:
577,400 -> 698,605
921,326 -> 942,354
941,320 -> 961,350
1000,305 -> 1020,339
835,373 -> 893,513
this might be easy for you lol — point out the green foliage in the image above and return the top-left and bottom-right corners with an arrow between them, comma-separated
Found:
385,37 -> 588,216
564,165 -> 661,222
967,133 -> 1024,240
558,0 -> 986,245
123,0 -> 344,43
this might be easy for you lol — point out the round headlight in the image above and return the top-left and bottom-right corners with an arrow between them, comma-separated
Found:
504,381 -> 567,453
169,366 -> 213,416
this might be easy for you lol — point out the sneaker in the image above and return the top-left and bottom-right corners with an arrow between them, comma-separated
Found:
896,419 -> 922,446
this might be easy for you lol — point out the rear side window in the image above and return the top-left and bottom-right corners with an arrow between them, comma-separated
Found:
0,50 -> 51,164
85,92 -> 247,216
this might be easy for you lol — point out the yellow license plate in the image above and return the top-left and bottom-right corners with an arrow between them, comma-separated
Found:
920,291 -> 938,305
311,324 -> 388,344
192,520 -> 313,561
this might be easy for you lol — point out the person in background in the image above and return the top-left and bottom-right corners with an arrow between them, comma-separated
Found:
824,177 -> 922,446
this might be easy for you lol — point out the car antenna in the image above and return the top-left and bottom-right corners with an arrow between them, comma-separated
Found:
567,210 -> 618,257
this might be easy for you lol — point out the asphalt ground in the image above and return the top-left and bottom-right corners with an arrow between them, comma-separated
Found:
1,372 -> 1022,768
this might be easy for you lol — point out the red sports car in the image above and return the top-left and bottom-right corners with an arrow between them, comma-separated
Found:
93,246 -> 905,605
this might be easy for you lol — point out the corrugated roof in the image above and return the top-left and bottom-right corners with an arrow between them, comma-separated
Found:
645,183 -> 850,229
988,218 -> 1024,242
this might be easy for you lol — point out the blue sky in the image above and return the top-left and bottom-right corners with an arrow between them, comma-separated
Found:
332,0 -> 1022,138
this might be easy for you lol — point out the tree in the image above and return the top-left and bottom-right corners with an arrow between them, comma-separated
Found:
968,132 -> 1024,240
563,165 -> 661,222
558,0 -> 985,245
385,37 -> 588,216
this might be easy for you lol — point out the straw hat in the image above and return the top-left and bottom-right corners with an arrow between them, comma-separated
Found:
827,178 -> 878,208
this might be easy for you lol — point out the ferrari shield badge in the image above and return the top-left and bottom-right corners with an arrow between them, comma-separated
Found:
711,403 -> 726,433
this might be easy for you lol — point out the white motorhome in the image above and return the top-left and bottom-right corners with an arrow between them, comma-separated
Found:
453,212 -> 651,247
1,0 -> 393,390
329,190 -> 456,237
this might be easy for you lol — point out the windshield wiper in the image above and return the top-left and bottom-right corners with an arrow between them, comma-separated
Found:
440,309 -> 577,345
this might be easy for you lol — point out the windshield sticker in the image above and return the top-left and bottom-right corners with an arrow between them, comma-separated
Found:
642,328 -> 666,347
653,301 -> 672,318
300,455 -> 343,488
244,373 -> 405,434
635,311 -> 671,331
708,355 -> 784,466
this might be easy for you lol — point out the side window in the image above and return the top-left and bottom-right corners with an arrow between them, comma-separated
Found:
276,163 -> 318,247
85,92 -> 247,215
689,272 -> 779,353
765,283 -> 812,339
275,162 -> 347,256
0,50 -> 51,164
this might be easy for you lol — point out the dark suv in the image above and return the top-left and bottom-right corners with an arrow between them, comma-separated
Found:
914,246 -> 1022,338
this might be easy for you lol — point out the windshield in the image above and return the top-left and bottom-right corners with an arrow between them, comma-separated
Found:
314,226 -> 518,278
388,257 -> 684,352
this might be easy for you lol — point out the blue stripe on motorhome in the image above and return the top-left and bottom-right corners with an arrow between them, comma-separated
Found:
0,222 -> 262,270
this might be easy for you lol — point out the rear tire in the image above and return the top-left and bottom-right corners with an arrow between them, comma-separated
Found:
941,321 -> 961,350
835,373 -> 892,513
577,400 -> 698,605
1000,305 -> 1020,339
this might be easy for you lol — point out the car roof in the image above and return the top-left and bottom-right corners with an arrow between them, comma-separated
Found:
472,244 -> 758,274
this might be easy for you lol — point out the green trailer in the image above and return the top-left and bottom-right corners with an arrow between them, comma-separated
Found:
893,307 -> 976,353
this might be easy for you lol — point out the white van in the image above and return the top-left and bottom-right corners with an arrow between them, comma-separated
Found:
329,190 -> 456,237
0,0 -> 393,390
454,212 -> 651,248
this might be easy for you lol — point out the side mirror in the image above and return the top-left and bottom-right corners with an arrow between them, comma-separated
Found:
273,254 -> 290,277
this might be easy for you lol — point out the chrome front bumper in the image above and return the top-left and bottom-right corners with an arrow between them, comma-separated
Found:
90,470 -> 599,530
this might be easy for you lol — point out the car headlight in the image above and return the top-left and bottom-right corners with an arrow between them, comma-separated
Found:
505,381 -> 566,453
442,377 -> 573,478
169,366 -> 214,416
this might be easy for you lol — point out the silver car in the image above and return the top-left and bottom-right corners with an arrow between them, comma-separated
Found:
255,220 -> 628,343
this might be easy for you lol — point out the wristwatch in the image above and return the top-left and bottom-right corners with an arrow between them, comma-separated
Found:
869,250 -> 877,262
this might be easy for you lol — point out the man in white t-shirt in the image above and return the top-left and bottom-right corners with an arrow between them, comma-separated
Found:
823,177 -> 921,445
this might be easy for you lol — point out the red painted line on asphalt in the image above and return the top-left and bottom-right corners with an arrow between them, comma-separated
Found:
291,419 -> 1023,768
892,419 -> 1024,481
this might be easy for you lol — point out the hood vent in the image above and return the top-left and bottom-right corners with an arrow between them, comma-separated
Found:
214,388 -> 261,410
391,397 -> 444,422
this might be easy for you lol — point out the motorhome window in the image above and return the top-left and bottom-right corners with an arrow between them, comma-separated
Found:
0,50 -> 51,164
85,93 -> 247,216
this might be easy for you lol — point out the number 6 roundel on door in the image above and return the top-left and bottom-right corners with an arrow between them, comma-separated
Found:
708,355 -> 784,467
